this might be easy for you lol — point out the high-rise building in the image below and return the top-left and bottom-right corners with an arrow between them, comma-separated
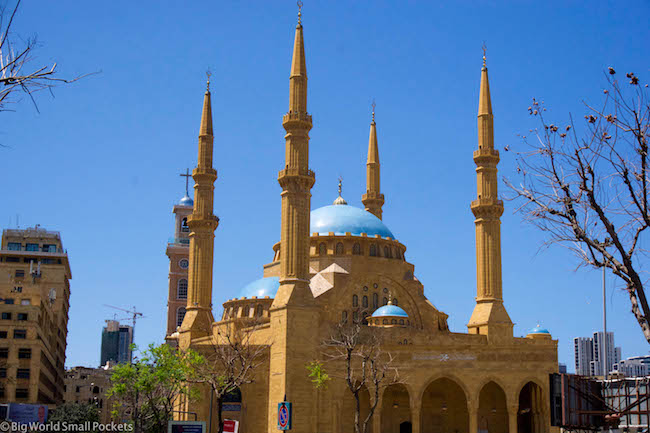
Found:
164,177 -> 193,344
0,226 -> 71,406
613,355 -> 650,377
100,320 -> 133,366
574,332 -> 621,376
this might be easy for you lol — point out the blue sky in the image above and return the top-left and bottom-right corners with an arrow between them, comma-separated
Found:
2,1 -> 649,370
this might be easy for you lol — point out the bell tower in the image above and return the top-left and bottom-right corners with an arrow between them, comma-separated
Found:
467,50 -> 513,338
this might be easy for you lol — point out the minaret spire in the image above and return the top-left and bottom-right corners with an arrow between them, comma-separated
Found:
467,49 -> 513,339
179,76 -> 219,338
362,100 -> 385,220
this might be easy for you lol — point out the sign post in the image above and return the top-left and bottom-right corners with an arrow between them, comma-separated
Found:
277,401 -> 292,430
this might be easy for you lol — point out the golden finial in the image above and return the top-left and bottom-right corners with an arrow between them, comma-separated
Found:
482,42 -> 487,68
338,176 -> 343,196
206,69 -> 212,91
297,0 -> 303,24
371,99 -> 376,123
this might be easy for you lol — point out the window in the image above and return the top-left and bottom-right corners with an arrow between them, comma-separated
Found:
319,243 -> 327,256
393,298 -> 398,306
15,388 -> 29,399
399,319 -> 405,325
383,297 -> 388,306
369,244 -> 377,257
18,348 -> 31,359
353,311 -> 358,322
384,246 -> 391,258
25,244 -> 38,252
383,319 -> 388,325
0,348 -> 8,358
352,295 -> 358,307
16,368 -> 30,379
20,299 -> 30,306
373,293 -> 378,309
179,259 -> 189,270
7,243 -> 21,251
341,311 -> 348,323
14,329 -> 26,339
75,386 -> 80,393
17,313 -> 28,321
177,279 -> 188,299
11,286 -> 21,293
0,388 -> 4,398
336,243 -> 344,255
42,244 -> 56,253
176,308 -> 186,328
2,313 -> 11,320
353,243 -> 361,255
396,249 -> 402,260
0,368 -> 6,378
0,332 -> 6,339
41,258 -> 55,264
15,270 -> 24,278
391,319 -> 397,325
93,386 -> 100,394
4,299 -> 14,304
181,218 -> 190,232
6,257 -> 19,263
362,296 -> 368,308
256,305 -> 264,317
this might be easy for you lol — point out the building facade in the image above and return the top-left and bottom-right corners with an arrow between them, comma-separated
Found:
614,356 -> 650,377
0,227 -> 71,406
165,190 -> 193,343
63,366 -> 112,423
172,11 -> 559,433
574,332 -> 621,377
99,320 -> 133,366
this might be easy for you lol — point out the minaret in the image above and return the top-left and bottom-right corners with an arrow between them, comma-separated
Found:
179,77 -> 218,339
361,102 -> 384,219
467,50 -> 513,339
268,4 -> 317,432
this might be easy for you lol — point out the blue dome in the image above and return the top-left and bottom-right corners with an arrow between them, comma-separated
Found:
528,324 -> 550,334
371,304 -> 408,318
179,194 -> 194,207
238,277 -> 279,298
310,205 -> 394,238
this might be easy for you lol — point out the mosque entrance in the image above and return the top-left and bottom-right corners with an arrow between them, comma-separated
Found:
381,384 -> 411,433
420,377 -> 469,433
517,381 -> 545,433
478,381 -> 508,433
399,421 -> 412,433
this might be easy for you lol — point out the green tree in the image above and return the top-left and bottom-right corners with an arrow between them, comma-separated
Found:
48,403 -> 99,430
107,344 -> 203,433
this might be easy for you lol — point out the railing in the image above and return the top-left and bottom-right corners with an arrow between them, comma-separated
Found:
1,245 -> 66,253
168,237 -> 190,246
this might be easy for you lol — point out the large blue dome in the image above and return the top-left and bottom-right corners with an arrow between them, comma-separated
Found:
238,277 -> 279,298
371,304 -> 408,318
310,205 -> 394,238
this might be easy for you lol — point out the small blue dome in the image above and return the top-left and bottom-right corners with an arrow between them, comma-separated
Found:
371,304 -> 408,318
179,194 -> 194,207
528,324 -> 550,334
310,205 -> 394,238
238,277 -> 280,298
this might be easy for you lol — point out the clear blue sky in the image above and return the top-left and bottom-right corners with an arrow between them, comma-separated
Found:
2,1 -> 649,371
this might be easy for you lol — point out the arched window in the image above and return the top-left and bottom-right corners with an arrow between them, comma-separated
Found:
319,243 -> 327,255
391,319 -> 397,324
362,296 -> 368,308
181,218 -> 189,233
396,249 -> 402,259
373,293 -> 378,309
369,244 -> 377,256
383,297 -> 388,306
177,279 -> 188,299
384,246 -> 391,258
342,311 -> 348,323
353,243 -> 361,255
399,319 -> 404,325
383,319 -> 388,325
362,312 -> 368,325
256,305 -> 264,317
393,298 -> 398,306
93,386 -> 99,394
176,307 -> 186,328
352,295 -> 358,307
336,243 -> 344,255
353,311 -> 359,322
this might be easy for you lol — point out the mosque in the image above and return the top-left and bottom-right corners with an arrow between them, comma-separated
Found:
168,7 -> 558,433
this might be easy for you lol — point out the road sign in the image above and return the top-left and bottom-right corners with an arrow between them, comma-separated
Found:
277,401 -> 292,430
222,420 -> 239,433
167,421 -> 206,433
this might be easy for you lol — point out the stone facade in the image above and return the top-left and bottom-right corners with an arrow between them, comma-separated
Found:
173,13 -> 559,433
0,227 -> 71,407
63,366 -> 113,423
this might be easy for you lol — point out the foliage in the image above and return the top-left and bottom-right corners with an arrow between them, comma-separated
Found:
504,68 -> 650,342
306,361 -> 330,389
106,344 -> 203,433
48,403 -> 99,429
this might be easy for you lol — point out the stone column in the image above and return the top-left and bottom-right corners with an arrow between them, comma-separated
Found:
507,404 -> 518,433
468,397 -> 478,433
411,395 -> 422,433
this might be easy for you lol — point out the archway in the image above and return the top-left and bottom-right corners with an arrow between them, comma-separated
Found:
341,386 -> 371,433
381,384 -> 410,433
517,381 -> 545,433
478,381 -> 507,433
420,377 -> 469,433
400,421 -> 412,433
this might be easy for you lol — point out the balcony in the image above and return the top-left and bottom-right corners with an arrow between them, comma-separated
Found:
168,237 -> 190,246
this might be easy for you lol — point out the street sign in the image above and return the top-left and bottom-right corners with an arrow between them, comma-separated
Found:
277,402 -> 292,430
222,420 -> 239,433
167,421 -> 206,433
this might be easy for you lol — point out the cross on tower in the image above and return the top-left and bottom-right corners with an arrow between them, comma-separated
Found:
180,168 -> 192,196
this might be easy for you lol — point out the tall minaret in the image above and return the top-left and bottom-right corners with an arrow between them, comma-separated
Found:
361,102 -> 384,219
467,50 -> 513,339
179,77 -> 218,339
268,4 -> 317,432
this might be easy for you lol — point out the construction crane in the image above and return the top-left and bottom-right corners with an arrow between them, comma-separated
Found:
103,304 -> 143,343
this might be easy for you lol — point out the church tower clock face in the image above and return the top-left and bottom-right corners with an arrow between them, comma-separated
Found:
179,259 -> 189,269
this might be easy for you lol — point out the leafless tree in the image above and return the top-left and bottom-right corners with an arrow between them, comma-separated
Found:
192,323 -> 267,433
0,0 -> 88,114
504,68 -> 650,342
316,314 -> 404,433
